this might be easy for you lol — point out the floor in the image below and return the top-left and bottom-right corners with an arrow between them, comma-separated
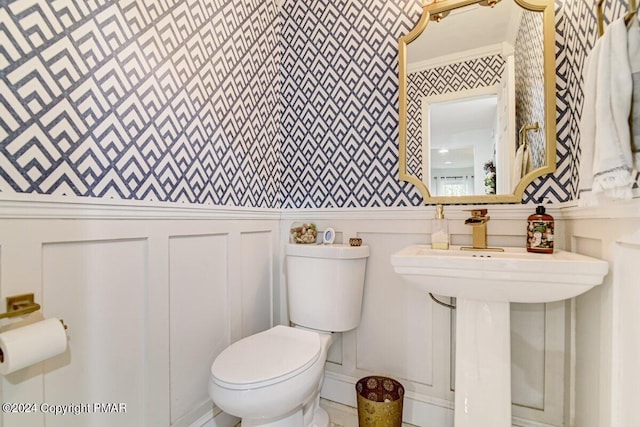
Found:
233,399 -> 415,427
321,399 -> 359,427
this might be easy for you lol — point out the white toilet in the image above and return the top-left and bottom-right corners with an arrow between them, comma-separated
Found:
209,243 -> 369,427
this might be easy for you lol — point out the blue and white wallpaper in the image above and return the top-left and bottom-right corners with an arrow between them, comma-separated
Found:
558,0 -> 632,199
0,0 -> 281,207
0,0 -> 628,208
515,9 -> 545,169
279,0 -> 422,207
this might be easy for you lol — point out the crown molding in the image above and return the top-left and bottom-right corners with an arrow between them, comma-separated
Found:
407,42 -> 512,74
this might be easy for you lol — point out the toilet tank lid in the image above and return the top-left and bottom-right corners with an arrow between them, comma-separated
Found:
286,243 -> 369,259
211,325 -> 320,389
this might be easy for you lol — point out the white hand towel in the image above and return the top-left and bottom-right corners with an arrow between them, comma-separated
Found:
628,19 -> 640,183
512,143 -> 533,191
578,18 -> 636,206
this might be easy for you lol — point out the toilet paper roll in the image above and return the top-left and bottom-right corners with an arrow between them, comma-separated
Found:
0,318 -> 67,375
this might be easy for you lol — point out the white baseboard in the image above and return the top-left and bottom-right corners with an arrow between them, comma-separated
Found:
320,372 -> 559,427
511,417 -> 561,427
188,406 -> 239,427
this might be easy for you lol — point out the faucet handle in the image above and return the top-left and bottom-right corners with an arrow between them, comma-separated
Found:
467,208 -> 488,218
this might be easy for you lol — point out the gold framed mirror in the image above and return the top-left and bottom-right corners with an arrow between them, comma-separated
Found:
398,0 -> 556,204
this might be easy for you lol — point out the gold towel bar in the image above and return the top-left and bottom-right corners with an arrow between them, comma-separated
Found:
518,121 -> 539,148
0,293 -> 41,320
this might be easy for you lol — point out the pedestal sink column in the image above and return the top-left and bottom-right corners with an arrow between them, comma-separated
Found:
455,298 -> 511,427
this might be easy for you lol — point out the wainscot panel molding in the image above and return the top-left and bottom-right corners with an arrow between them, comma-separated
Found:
0,198 -> 279,427
2,199 -> 637,427
610,229 -> 640,427
279,206 -> 570,427
561,197 -> 640,427
0,193 -> 281,220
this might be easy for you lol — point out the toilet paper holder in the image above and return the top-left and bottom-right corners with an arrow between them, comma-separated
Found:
0,293 -> 41,320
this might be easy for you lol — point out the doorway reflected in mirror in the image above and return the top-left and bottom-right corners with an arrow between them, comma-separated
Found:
425,93 -> 501,196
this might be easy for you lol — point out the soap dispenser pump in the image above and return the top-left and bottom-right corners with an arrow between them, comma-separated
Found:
527,199 -> 554,253
431,204 -> 450,250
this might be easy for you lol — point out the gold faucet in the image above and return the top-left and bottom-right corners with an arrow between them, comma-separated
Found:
460,209 -> 504,252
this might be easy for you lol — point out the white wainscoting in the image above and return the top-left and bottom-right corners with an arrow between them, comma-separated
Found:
280,205 -> 580,427
0,195 -> 280,427
610,230 -> 640,427
562,200 -> 640,427
1,196 -> 637,427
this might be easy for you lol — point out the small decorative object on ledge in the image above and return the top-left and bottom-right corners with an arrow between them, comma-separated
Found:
322,227 -> 336,244
349,237 -> 363,247
289,223 -> 317,244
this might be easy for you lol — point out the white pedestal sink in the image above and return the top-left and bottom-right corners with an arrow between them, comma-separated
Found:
391,245 -> 608,427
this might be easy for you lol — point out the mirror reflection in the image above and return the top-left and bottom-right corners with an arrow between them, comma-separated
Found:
424,91 -> 499,196
399,0 -> 556,203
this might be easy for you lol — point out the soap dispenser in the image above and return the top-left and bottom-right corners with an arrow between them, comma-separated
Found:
526,200 -> 554,253
431,204 -> 450,250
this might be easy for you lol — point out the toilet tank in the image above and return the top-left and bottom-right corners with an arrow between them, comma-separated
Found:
285,243 -> 369,332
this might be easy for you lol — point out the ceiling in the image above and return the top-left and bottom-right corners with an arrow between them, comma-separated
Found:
407,0 -> 523,65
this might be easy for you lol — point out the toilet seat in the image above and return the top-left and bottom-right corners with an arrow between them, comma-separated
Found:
211,325 -> 321,390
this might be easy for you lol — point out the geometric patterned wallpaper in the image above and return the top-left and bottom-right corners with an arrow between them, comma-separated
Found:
279,0 -> 423,207
558,0 -> 628,200
405,55 -> 505,181
515,9 -> 546,170
0,0 -> 625,208
278,0 -> 596,207
0,0 -> 281,207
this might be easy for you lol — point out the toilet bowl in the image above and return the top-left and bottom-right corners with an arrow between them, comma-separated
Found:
209,243 -> 369,427
209,325 -> 334,426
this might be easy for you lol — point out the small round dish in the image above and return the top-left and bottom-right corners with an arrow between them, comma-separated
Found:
349,237 -> 363,247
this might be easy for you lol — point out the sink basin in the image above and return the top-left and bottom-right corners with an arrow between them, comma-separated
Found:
391,245 -> 609,303
391,244 -> 608,427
